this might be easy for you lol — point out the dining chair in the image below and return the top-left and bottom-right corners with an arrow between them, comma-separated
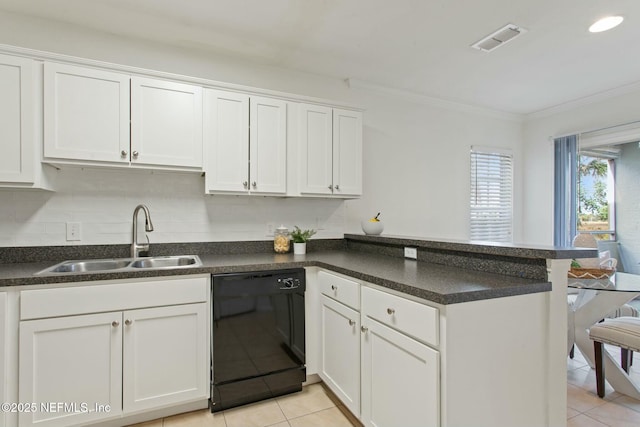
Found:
589,316 -> 640,397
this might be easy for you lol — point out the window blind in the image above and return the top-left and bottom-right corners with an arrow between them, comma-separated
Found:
470,148 -> 513,242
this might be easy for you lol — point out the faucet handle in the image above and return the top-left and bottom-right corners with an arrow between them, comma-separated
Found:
142,234 -> 150,249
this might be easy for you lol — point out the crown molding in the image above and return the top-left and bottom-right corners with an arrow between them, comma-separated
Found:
0,43 -> 365,111
526,79 -> 640,121
346,78 -> 524,122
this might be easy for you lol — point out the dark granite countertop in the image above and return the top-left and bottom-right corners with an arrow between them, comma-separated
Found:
0,250 -> 552,305
345,234 -> 598,259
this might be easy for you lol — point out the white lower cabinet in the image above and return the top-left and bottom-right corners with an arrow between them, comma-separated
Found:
360,317 -> 439,427
122,304 -> 208,413
19,312 -> 124,427
317,270 -> 439,426
319,295 -> 360,416
0,292 -> 7,427
314,269 -> 551,427
18,276 -> 210,427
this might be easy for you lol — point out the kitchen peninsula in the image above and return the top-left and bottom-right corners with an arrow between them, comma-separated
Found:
0,235 -> 595,427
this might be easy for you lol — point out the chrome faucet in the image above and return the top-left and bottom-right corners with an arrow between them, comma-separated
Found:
131,204 -> 154,258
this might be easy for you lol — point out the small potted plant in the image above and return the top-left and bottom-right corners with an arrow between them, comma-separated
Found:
290,226 -> 316,255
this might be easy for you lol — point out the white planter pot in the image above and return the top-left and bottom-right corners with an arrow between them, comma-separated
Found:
293,242 -> 307,255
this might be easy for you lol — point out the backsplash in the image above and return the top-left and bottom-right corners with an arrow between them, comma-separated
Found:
0,167 -> 346,247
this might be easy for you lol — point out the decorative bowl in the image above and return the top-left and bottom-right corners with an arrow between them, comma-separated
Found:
568,268 -> 615,280
361,220 -> 384,235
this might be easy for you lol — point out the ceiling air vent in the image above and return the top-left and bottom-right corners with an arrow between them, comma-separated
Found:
471,23 -> 527,52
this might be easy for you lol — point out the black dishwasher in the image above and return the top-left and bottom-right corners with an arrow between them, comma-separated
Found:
210,268 -> 306,412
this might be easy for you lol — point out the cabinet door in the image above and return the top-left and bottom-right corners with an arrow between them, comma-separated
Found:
44,62 -> 130,164
332,109 -> 362,196
131,77 -> 203,169
19,312 -> 123,427
204,89 -> 249,193
320,295 -> 360,417
0,293 -> 6,427
361,318 -> 439,427
0,54 -> 35,184
122,303 -> 208,413
298,104 -> 333,195
249,96 -> 287,194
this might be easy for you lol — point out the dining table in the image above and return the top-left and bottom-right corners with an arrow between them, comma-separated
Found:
568,272 -> 640,399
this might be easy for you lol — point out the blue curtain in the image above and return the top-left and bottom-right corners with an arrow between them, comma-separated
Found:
554,135 -> 578,247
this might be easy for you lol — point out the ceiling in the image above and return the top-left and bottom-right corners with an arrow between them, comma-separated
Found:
1,0 -> 639,115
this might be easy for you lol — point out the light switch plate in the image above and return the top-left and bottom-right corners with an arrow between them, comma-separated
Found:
404,247 -> 417,259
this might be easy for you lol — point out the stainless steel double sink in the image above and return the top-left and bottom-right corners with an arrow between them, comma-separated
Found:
35,255 -> 203,276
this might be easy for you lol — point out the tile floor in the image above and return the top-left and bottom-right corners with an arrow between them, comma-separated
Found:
131,345 -> 640,427
130,382 -> 360,427
567,345 -> 640,426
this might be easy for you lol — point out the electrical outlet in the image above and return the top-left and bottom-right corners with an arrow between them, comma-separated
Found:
404,247 -> 417,260
66,222 -> 82,241
266,223 -> 276,236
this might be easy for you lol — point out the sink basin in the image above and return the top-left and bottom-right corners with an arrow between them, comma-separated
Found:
49,259 -> 132,273
131,256 -> 200,269
35,255 -> 202,276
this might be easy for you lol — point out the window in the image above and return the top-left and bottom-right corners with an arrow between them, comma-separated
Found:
470,147 -> 514,242
576,153 -> 615,240
555,125 -> 635,247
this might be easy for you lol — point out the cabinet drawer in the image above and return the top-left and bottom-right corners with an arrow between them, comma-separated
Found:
318,270 -> 360,310
362,286 -> 438,347
21,276 -> 209,320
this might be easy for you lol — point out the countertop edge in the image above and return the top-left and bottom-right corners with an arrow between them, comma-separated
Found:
0,252 -> 552,305
345,234 -> 598,259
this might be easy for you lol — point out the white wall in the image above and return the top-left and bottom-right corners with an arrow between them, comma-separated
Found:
0,168 -> 345,246
345,89 -> 524,241
0,11 -> 525,247
523,87 -> 640,245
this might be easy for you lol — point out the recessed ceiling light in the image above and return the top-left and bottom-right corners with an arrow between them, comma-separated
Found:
589,16 -> 624,33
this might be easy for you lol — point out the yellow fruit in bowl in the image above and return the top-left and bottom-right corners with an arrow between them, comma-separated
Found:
362,213 -> 383,235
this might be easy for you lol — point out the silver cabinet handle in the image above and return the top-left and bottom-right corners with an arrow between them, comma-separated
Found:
331,285 -> 337,291
112,321 -> 120,327
125,319 -> 133,326
335,185 -> 340,190
243,181 -> 248,189
361,326 -> 368,333
252,181 -> 257,188
328,184 -> 333,190
349,319 -> 355,326
120,150 -> 128,158
387,308 -> 395,315
132,151 -> 139,159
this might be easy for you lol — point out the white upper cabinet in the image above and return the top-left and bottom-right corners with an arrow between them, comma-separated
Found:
332,109 -> 362,196
298,104 -> 334,195
249,96 -> 287,194
0,55 -> 35,184
131,77 -> 203,169
205,89 -> 287,194
298,103 -> 362,197
44,63 -> 203,170
204,90 -> 249,193
44,62 -> 130,164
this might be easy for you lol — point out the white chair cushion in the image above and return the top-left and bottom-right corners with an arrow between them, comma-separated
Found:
589,317 -> 640,352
